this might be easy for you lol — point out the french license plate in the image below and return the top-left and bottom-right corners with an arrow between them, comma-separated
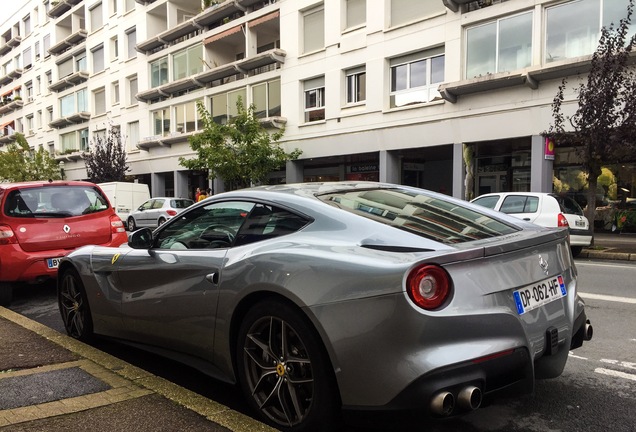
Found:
47,257 -> 63,269
513,275 -> 567,315
575,220 -> 585,227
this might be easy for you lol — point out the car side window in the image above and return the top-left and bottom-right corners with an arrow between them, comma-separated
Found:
141,200 -> 153,210
152,199 -> 165,209
472,196 -> 500,209
500,196 -> 538,214
234,204 -> 309,247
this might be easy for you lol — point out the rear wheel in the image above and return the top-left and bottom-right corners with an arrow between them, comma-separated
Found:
571,246 -> 583,257
158,217 -> 166,226
127,217 -> 137,232
58,268 -> 94,342
0,282 -> 13,307
236,300 -> 340,432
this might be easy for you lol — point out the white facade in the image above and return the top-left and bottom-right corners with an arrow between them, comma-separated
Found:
1,0 -> 630,201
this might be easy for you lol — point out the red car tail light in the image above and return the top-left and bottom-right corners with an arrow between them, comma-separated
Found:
0,224 -> 17,245
557,213 -> 569,228
110,215 -> 126,234
406,264 -> 451,310
166,209 -> 177,216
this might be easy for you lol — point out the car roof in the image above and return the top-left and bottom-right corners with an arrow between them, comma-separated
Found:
0,180 -> 98,190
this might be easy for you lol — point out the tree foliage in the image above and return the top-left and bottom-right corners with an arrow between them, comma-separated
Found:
0,134 -> 62,182
84,126 -> 130,183
179,99 -> 301,191
546,0 -> 636,229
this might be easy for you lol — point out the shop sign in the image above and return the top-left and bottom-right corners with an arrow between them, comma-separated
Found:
545,137 -> 555,160
350,164 -> 378,173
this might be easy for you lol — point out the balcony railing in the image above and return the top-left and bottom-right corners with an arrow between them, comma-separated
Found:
49,111 -> 91,129
48,29 -> 88,56
0,99 -> 24,115
49,71 -> 90,92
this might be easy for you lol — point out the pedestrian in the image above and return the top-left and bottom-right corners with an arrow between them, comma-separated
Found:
194,187 -> 201,201
197,189 -> 207,202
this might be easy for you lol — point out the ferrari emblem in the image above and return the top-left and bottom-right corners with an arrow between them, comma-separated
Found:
112,253 -> 121,265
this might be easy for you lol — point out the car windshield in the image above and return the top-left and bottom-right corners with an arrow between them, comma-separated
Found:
317,188 -> 519,244
3,186 -> 111,218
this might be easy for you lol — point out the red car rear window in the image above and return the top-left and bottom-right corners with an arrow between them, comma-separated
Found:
3,186 -> 111,218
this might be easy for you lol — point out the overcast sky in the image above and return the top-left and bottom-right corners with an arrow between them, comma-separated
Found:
3,3 -> 26,27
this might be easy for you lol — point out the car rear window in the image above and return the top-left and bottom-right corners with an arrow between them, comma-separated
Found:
3,186 -> 110,218
171,199 -> 194,209
317,188 -> 519,244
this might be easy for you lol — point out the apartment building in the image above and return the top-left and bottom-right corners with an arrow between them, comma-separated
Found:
1,0 -> 634,206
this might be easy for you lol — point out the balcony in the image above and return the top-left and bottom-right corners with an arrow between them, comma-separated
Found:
0,131 -> 17,144
137,131 -> 194,150
135,0 -> 158,4
0,99 -> 24,115
49,71 -> 90,92
48,29 -> 88,56
135,21 -> 201,55
55,151 -> 84,162
48,1 -> 73,19
0,36 -> 22,56
0,68 -> 24,86
49,111 -> 91,129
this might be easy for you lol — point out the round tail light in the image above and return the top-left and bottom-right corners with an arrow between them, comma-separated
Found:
407,264 -> 451,310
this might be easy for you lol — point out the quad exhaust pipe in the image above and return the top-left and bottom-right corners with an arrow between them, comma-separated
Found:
430,385 -> 482,416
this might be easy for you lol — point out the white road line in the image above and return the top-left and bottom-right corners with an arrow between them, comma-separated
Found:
600,359 -> 636,370
576,262 -> 636,269
595,368 -> 636,382
568,352 -> 588,360
579,292 -> 636,304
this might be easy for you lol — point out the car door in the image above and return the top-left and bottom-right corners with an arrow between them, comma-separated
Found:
135,199 -> 154,227
498,194 -> 541,223
115,200 -> 255,361
146,198 -> 165,227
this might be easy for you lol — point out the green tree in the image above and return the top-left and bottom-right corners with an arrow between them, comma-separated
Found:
180,99 -> 301,191
546,0 -> 636,230
84,126 -> 130,183
0,134 -> 62,181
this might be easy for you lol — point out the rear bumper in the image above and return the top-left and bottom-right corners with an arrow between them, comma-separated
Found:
569,228 -> 593,247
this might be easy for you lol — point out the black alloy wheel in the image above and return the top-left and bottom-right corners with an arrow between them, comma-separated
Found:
127,217 -> 137,232
58,268 -> 94,342
236,301 -> 339,432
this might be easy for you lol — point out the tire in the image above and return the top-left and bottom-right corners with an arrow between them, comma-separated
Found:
0,282 -> 13,307
571,246 -> 583,257
236,300 -> 340,432
127,217 -> 137,232
58,267 -> 94,342
158,217 -> 166,226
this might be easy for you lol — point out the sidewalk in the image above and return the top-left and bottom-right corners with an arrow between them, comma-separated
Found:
578,232 -> 636,261
0,307 -> 277,432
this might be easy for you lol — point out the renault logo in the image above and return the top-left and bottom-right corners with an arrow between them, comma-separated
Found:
63,225 -> 71,233
539,255 -> 549,275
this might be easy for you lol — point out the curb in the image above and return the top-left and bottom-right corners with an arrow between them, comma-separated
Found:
0,307 -> 277,432
578,249 -> 636,261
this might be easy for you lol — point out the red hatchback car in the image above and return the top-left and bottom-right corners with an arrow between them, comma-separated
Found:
0,180 -> 128,306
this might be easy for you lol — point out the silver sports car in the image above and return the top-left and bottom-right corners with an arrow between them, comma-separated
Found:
57,182 -> 592,431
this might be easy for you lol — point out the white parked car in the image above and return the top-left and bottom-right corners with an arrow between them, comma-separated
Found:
471,192 -> 593,256
127,197 -> 194,231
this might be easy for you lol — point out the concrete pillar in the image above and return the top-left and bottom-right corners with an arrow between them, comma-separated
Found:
531,135 -> 553,192
151,172 -> 165,197
452,143 -> 465,200
379,150 -> 400,184
174,170 -> 189,198
213,177 -> 225,195
286,159 -> 304,184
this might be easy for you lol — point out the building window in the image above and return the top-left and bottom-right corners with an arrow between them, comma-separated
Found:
23,14 -> 31,36
345,66 -> 366,104
127,121 -> 139,151
90,3 -> 103,32
46,106 -> 53,124
125,0 -> 135,13
35,41 -> 40,61
128,75 -> 138,105
23,47 -> 32,69
252,79 -> 281,118
94,87 -> 106,115
390,50 -> 444,108
37,110 -> 42,129
466,12 -> 532,78
110,0 -> 118,15
112,81 -> 120,104
345,0 -> 366,29
546,0 -> 634,63
60,131 -> 78,152
211,89 -> 247,125
45,70 -> 52,88
26,115 -> 34,134
80,128 -> 89,151
150,57 -> 168,88
126,27 -> 136,59
302,5 -> 324,54
25,81 -> 33,100
390,0 -> 444,27
174,101 -> 201,133
304,77 -> 325,122
172,45 -> 202,80
43,35 -> 50,57
111,36 -> 118,61
92,45 -> 104,73
152,109 -> 171,136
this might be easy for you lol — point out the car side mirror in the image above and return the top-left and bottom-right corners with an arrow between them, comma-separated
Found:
128,227 -> 153,249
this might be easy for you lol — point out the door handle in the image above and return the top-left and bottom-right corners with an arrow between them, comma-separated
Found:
523,218 -> 531,221
205,272 -> 219,284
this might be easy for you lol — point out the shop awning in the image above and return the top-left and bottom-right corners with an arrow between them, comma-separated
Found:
204,25 -> 243,45
0,120 -> 15,128
248,11 -> 279,28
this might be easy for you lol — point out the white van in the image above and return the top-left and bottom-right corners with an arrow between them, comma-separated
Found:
98,182 -> 150,228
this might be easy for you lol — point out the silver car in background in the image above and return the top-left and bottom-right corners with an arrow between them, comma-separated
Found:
126,197 -> 194,231
57,182 -> 592,432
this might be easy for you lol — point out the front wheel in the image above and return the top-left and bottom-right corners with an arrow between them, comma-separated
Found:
127,217 -> 137,232
58,267 -> 94,342
236,300 -> 340,432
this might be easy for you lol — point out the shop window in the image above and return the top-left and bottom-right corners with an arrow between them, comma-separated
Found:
466,11 -> 532,78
